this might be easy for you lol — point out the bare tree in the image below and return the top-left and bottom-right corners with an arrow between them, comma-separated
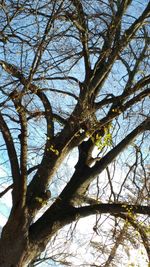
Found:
0,0 -> 149,266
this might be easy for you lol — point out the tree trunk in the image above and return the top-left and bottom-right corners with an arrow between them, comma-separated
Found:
0,228 -> 43,267
0,243 -> 31,267
0,207 -> 38,267
0,205 -> 66,266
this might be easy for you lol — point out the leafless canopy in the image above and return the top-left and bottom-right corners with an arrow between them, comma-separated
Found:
0,0 -> 149,266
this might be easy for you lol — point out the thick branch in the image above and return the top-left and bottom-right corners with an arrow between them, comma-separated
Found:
59,118 -> 150,201
29,202 -> 149,245
74,203 -> 150,217
0,112 -> 21,205
12,97 -> 28,207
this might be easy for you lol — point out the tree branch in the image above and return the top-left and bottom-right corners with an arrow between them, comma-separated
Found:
0,112 -> 21,205
29,202 -> 149,245
74,203 -> 150,217
0,184 -> 13,198
59,118 -> 150,202
118,214 -> 150,261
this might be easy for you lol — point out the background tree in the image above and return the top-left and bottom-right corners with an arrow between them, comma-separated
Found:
0,0 -> 149,266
